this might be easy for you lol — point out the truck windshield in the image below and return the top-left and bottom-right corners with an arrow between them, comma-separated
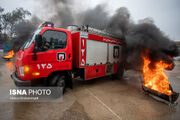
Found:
42,30 -> 67,50
20,29 -> 42,50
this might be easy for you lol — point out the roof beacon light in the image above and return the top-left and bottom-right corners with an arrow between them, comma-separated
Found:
39,22 -> 54,28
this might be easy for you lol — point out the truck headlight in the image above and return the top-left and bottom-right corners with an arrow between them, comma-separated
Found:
19,66 -> 24,76
19,65 -> 30,76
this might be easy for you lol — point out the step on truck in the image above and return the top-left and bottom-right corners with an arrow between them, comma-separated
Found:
11,22 -> 125,92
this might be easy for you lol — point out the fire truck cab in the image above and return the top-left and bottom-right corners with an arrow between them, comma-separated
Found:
11,22 -> 125,92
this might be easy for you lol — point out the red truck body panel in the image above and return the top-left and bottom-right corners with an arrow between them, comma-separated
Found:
15,27 -> 72,81
85,65 -> 106,80
71,32 -> 80,68
14,25 -> 124,82
71,31 -> 123,80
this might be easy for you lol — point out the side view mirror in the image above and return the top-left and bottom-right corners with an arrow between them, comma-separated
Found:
33,34 -> 42,53
35,34 -> 43,48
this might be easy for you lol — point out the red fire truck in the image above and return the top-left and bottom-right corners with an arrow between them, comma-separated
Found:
11,22 -> 125,92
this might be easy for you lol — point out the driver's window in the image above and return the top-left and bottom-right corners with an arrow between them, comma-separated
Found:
39,30 -> 67,51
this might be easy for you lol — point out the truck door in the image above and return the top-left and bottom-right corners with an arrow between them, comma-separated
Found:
30,29 -> 72,78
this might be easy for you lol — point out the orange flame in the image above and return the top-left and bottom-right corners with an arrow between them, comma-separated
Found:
142,55 -> 173,95
3,50 -> 15,59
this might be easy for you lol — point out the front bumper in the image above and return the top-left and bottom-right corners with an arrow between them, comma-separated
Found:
11,72 -> 31,86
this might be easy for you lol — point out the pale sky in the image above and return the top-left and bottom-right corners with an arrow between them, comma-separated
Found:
1,0 -> 180,41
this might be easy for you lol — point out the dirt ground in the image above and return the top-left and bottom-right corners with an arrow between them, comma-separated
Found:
0,58 -> 180,120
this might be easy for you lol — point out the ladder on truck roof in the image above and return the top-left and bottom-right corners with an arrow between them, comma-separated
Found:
67,25 -> 123,40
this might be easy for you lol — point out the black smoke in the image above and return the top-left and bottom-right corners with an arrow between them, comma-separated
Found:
33,1 -> 179,70
38,0 -> 74,28
76,4 -> 109,30
126,21 -> 179,70
13,15 -> 42,51
107,7 -> 132,37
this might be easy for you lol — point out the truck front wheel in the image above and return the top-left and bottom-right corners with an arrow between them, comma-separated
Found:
56,75 -> 66,94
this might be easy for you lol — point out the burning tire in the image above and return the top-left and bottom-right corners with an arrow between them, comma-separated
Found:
141,49 -> 179,105
3,50 -> 14,60
142,84 -> 179,105
4,58 -> 10,61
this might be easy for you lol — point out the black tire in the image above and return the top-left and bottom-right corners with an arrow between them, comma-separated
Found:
50,75 -> 66,98
56,75 -> 66,94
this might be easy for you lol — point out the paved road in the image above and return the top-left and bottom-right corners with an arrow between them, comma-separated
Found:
0,58 -> 180,120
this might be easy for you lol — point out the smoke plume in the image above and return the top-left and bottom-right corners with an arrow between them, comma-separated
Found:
125,20 -> 179,70
76,4 -> 109,30
38,0 -> 74,28
33,1 -> 179,70
13,15 -> 42,50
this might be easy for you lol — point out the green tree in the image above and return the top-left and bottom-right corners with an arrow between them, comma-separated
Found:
0,7 -> 4,42
0,7 -> 42,50
0,6 -> 32,46
1,7 -> 31,37
0,7 -> 4,33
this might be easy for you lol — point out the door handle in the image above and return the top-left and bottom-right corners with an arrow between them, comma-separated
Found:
69,53 -> 71,59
